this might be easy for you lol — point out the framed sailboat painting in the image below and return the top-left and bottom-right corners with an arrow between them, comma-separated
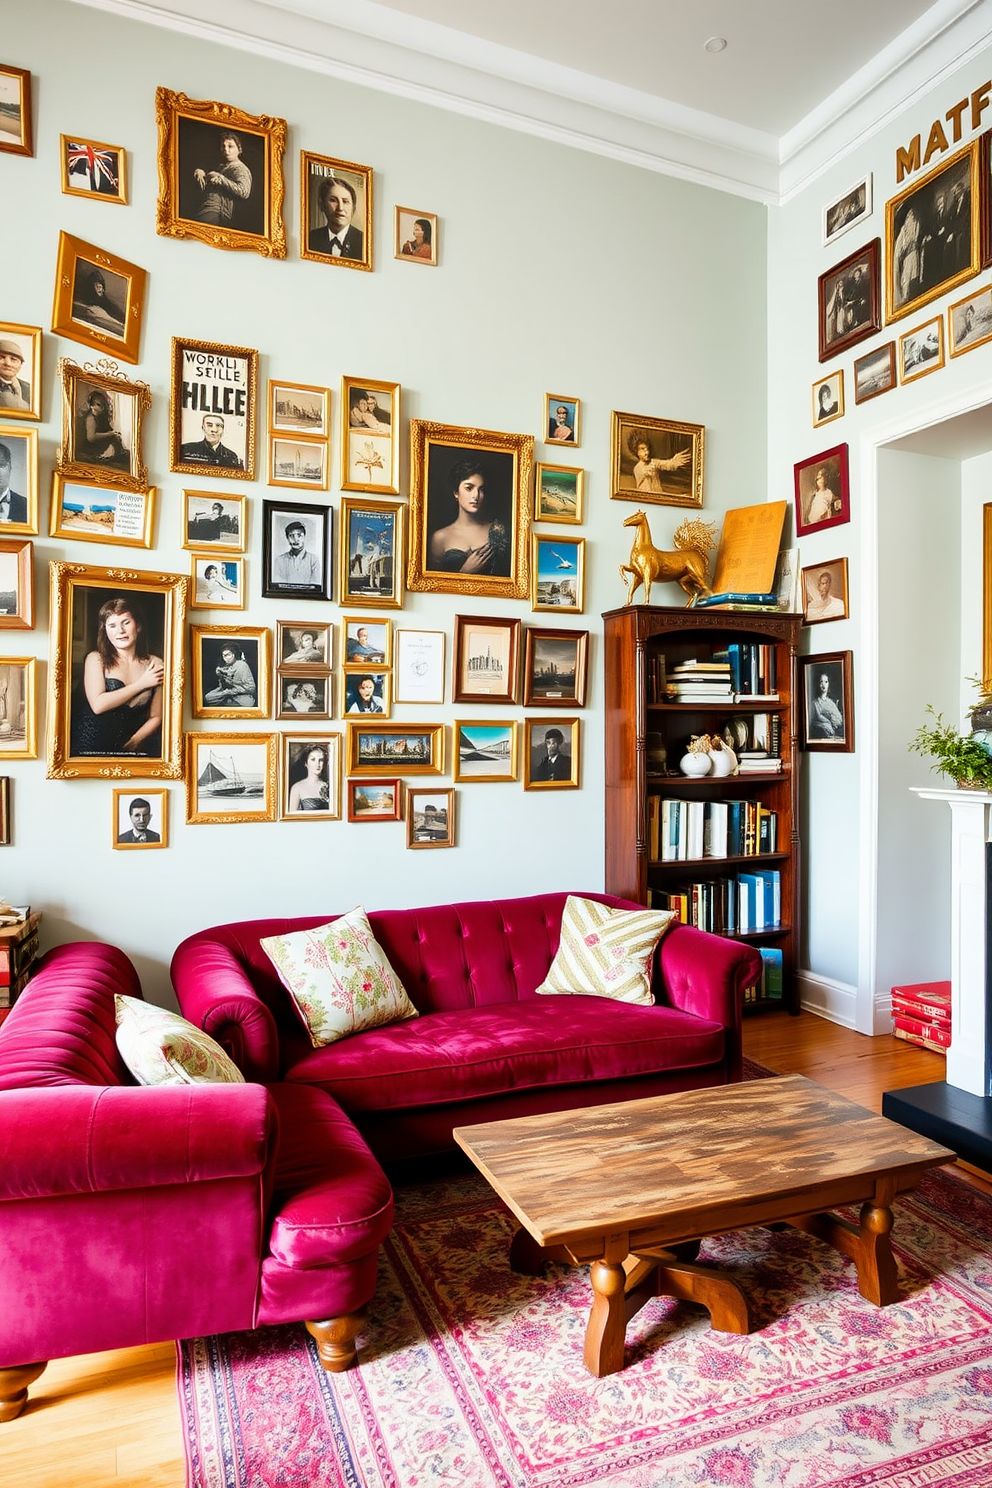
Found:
185,732 -> 277,823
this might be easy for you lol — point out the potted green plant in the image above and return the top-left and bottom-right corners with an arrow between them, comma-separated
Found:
909,702 -> 992,789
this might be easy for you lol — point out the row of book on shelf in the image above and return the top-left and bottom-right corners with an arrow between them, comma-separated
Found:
648,644 -> 779,705
649,796 -> 779,861
648,867 -> 781,935
890,980 -> 951,1052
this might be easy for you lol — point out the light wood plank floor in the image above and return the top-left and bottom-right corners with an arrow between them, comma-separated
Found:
0,1012 -> 967,1487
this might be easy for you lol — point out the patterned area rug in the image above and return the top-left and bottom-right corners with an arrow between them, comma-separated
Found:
180,1163 -> 992,1487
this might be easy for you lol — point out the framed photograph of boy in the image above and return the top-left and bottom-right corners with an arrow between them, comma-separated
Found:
269,435 -> 328,490
0,323 -> 41,420
532,534 -> 585,613
407,788 -> 455,849
886,139 -> 978,324
801,557 -> 849,625
113,788 -> 168,849
899,316 -> 944,383
268,380 -> 330,439
347,777 -> 403,822
276,620 -> 331,670
452,615 -> 520,705
793,444 -> 850,538
190,624 -> 269,720
817,238 -> 879,361
301,152 -> 372,271
277,674 -> 331,721
61,135 -> 127,204
340,377 -> 400,495
949,285 -> 992,357
0,64 -> 32,157
182,492 -> 245,552
191,555 -> 244,610
347,722 -> 444,776
186,733 -> 278,824
52,232 -> 146,366
0,656 -> 36,758
170,338 -> 257,480
610,411 -> 703,507
281,733 -> 341,820
50,475 -> 156,550
812,371 -> 844,428
0,425 -> 38,533
823,173 -> 871,246
453,721 -> 517,783
534,463 -> 583,524
47,563 -> 188,780
523,627 -> 588,707
853,343 -> 896,404
394,207 -> 437,265
407,420 -> 533,599
800,652 -> 854,752
523,717 -> 580,790
344,617 -> 391,668
343,670 -> 390,718
544,394 -> 580,447
58,359 -> 151,494
261,499 -> 332,600
155,88 -> 287,258
339,496 -> 403,608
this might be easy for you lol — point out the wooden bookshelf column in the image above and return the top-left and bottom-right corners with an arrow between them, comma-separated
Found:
603,605 -> 801,1014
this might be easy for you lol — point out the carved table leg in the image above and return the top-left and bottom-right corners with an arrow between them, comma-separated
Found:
0,1361 -> 46,1422
306,1311 -> 367,1373
584,1259 -> 628,1377
790,1198 -> 899,1307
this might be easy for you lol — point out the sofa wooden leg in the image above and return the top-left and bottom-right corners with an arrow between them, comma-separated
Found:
306,1311 -> 367,1372
0,1362 -> 47,1422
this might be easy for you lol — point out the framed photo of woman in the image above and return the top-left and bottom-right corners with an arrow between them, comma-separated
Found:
57,360 -> 151,494
190,555 -> 244,610
793,444 -> 850,538
407,420 -> 533,599
394,207 -> 437,266
47,563 -> 188,780
51,232 -> 146,365
190,625 -> 270,720
276,620 -> 331,670
300,152 -> 372,271
800,651 -> 854,751
281,733 -> 341,820
340,377 -> 399,494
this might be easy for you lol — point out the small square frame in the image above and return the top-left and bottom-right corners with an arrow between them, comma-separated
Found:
281,733 -> 341,820
276,672 -> 331,721
899,316 -> 944,383
190,555 -> 244,611
453,720 -> 518,783
817,238 -> 880,362
523,626 -> 588,707
268,380 -> 330,438
0,424 -> 39,534
534,462 -> 583,524
50,474 -> 155,549
801,557 -> 849,625
190,624 -> 270,720
523,717 -> 580,790
113,787 -> 168,849
0,322 -> 42,420
348,777 -> 403,821
0,64 -> 32,157
812,371 -> 844,428
301,152 -> 372,271
182,491 -> 245,552
61,135 -> 127,205
394,207 -> 437,265
800,651 -> 854,752
339,495 -> 404,608
276,620 -> 332,670
0,657 -> 36,759
794,444 -> 850,538
407,787 -> 455,848
52,231 -> 146,366
544,394 -> 581,448
347,722 -> 444,776
453,615 -> 520,705
532,534 -> 585,613
854,343 -> 896,404
344,616 -> 391,668
343,670 -> 390,718
340,377 -> 400,494
186,733 -> 278,823
262,498 -> 332,600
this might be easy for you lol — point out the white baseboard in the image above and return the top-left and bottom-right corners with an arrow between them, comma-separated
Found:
796,969 -> 859,1029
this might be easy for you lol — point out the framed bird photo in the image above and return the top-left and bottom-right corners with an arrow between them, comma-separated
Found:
531,534 -> 585,613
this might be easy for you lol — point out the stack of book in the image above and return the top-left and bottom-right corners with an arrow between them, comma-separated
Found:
649,796 -> 778,860
693,591 -> 780,612
667,657 -> 733,703
744,947 -> 784,1003
890,980 -> 951,1052
0,911 -> 41,1010
649,867 -> 781,934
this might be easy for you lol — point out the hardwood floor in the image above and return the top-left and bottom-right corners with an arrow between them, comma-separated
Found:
0,1011 -> 972,1486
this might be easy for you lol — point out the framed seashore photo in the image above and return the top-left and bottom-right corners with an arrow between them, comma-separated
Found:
801,651 -> 854,752
348,776 -> 402,822
407,420 -> 533,599
262,499 -> 332,601
886,139 -> 979,325
170,337 -> 256,480
50,474 -> 155,549
544,394 -> 580,448
52,232 -> 145,366
801,557 -> 849,625
394,207 -> 437,266
0,540 -> 32,630
0,656 -> 37,758
191,555 -> 244,610
899,316 -> 944,383
344,616 -> 390,668
394,628 -> 444,704
535,463 -> 583,524
277,673 -> 331,721
268,435 -> 328,490
58,359 -> 151,494
281,733 -> 341,820
523,717 -> 580,790
0,425 -> 39,533
268,380 -> 329,439
817,238 -> 880,361
340,377 -> 399,495
190,624 -> 269,720
407,787 -> 455,849
182,491 -> 245,552
339,496 -> 403,608
532,534 -> 585,613
610,411 -> 703,507
453,720 -> 517,783
0,322 -> 41,420
155,88 -> 287,258
452,614 -> 519,706
812,371 -> 844,428
276,619 -> 331,670
793,444 -> 850,538
823,173 -> 872,246
0,64 -> 32,157
854,343 -> 896,404
523,626 -> 588,707
949,284 -> 992,357
301,152 -> 372,271
61,135 -> 127,204
47,562 -> 188,780
186,733 -> 278,824
113,787 -> 168,849
347,722 -> 444,776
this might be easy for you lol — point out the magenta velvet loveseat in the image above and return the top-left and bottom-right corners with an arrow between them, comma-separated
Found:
171,891 -> 762,1165
0,941 -> 394,1421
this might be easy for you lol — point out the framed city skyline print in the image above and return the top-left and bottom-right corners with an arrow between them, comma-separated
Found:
886,139 -> 979,325
0,64 -> 32,157
535,463 -> 583,524
281,733 -> 341,820
268,380 -> 330,439
0,424 -> 39,534
155,88 -> 287,258
346,722 -> 444,776
0,322 -> 42,420
261,499 -> 332,601
793,444 -> 850,538
268,435 -> 328,490
407,788 -> 455,848
453,721 -> 518,783
544,394 -> 580,448
182,491 -> 245,552
0,657 -> 36,759
452,615 -> 520,706
610,411 -> 703,507
394,207 -> 437,265
340,377 -> 400,494
532,534 -> 585,613
58,358 -> 151,494
186,733 -> 278,824
817,238 -> 880,361
800,651 -> 854,752
191,623 -> 270,720
113,787 -> 168,849
339,496 -> 403,608
169,338 -> 257,481
50,474 -> 156,549
52,232 -> 146,365
523,627 -> 588,708
300,151 -> 372,271
61,135 -> 127,204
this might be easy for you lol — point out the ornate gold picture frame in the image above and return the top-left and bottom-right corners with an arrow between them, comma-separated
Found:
52,232 -> 146,366
301,152 -> 372,271
186,733 -> 278,823
340,377 -> 400,494
610,411 -> 703,507
170,338 -> 257,481
885,139 -> 980,325
57,358 -> 151,494
190,624 -> 270,720
50,474 -> 156,549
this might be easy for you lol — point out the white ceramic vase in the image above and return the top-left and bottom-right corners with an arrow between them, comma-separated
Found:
680,751 -> 712,778
708,746 -> 737,777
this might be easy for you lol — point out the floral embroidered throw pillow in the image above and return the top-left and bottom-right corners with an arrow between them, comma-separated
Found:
260,907 -> 418,1047
114,994 -> 246,1085
535,895 -> 676,1005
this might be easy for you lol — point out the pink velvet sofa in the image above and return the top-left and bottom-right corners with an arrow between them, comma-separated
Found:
0,942 -> 394,1421
172,891 -> 762,1165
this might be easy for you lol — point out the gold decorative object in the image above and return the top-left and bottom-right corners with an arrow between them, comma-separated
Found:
57,358 -> 151,495
620,510 -> 715,606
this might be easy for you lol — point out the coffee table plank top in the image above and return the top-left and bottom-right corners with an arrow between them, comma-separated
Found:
453,1076 -> 954,1249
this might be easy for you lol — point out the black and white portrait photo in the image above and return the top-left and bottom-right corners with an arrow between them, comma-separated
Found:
278,622 -> 330,668
301,151 -> 372,270
262,500 -> 331,600
175,116 -> 265,237
818,241 -> 878,360
114,788 -> 167,849
278,674 -> 329,720
801,653 -> 854,751
184,493 -> 244,550
524,719 -> 579,789
192,628 -> 268,719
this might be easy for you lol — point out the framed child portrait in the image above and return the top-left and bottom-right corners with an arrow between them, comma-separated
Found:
793,444 -> 850,538
812,371 -> 844,428
61,135 -> 127,204
300,152 -> 372,271
57,359 -> 151,494
281,733 -> 341,821
339,496 -> 403,608
113,788 -> 168,849
51,232 -> 146,365
407,788 -> 455,849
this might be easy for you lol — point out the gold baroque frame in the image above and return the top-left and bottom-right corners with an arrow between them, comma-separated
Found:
57,358 -> 151,494
155,88 -> 287,258
885,139 -> 980,325
185,732 -> 278,823
190,623 -> 270,720
47,562 -> 188,780
51,231 -> 145,365
170,338 -> 257,481
610,411 -> 703,507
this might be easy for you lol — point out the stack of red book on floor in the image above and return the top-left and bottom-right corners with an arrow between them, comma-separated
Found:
891,980 -> 951,1052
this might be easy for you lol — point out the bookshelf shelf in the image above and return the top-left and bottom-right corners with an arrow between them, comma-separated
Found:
649,851 -> 790,870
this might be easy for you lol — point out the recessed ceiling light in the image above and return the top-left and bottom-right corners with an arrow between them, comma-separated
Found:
704,36 -> 728,53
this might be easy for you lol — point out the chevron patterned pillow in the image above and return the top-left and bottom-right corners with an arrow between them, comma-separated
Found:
535,895 -> 677,1005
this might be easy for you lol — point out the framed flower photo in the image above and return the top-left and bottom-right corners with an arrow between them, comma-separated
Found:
0,425 -> 39,533
0,64 -> 32,157
262,499 -> 332,600
339,496 -> 403,608
50,475 -> 156,549
535,463 -> 583,524
276,620 -> 331,670
394,207 -> 437,265
268,380 -> 330,438
113,788 -> 168,849
276,673 -> 331,721
523,627 -> 588,707
407,788 -> 455,848
301,152 -> 372,270
453,721 -> 518,783
610,411 -> 703,507
52,232 -> 146,366
452,615 -> 520,705
186,733 -> 278,824
347,777 -> 402,822
0,657 -> 37,759
532,534 -> 585,613
191,555 -> 244,610
58,359 -> 151,494
340,377 -> 399,495
347,722 -> 444,776
61,135 -> 127,204
170,338 -> 257,480
0,322 -> 41,420
281,733 -> 341,820
523,717 -> 580,790
190,624 -> 270,720
268,435 -> 328,490
793,444 -> 850,538
182,492 -> 245,552
544,394 -> 580,448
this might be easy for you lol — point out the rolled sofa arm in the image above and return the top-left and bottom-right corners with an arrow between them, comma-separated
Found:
0,1082 -> 276,1202
658,924 -> 762,1079
171,935 -> 280,1083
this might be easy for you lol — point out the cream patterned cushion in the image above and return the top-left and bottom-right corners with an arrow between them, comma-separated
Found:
260,906 -> 419,1047
114,994 -> 245,1085
535,896 -> 677,1005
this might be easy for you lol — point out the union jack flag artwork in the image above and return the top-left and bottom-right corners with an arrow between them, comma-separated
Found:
66,142 -> 119,195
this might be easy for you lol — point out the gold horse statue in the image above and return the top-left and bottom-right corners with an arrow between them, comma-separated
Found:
620,510 -> 715,607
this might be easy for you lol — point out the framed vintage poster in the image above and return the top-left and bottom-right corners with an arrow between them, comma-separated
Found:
276,620 -> 331,670
407,420 -> 533,599
395,629 -> 444,704
186,733 -> 278,824
523,717 -> 580,790
52,233 -> 145,366
339,496 -> 403,608
300,152 -> 372,270
0,540 -> 33,630
823,173 -> 872,246
344,616 -> 391,668
0,425 -> 38,533
453,721 -> 518,783
532,534 -> 585,613
817,238 -> 880,361
407,788 -> 455,848
0,322 -> 41,420
281,733 -> 341,820
268,435 -> 328,490
886,140 -> 979,324
899,316 -> 944,383
340,377 -> 399,495
812,371 -> 844,428
801,558 -> 849,625
343,669 -> 390,718
346,722 -> 444,776
523,627 -> 588,707
190,624 -> 270,720
794,444 -> 850,538
394,207 -> 437,265
348,777 -> 403,822
801,652 -> 854,751
182,492 -> 245,552
61,135 -> 127,204
113,788 -> 168,849
535,463 -> 583,524
50,475 -> 156,549
276,673 -> 331,721
170,338 -> 257,480
0,64 -> 32,157
261,499 -> 332,601
58,359 -> 151,494
268,380 -> 330,439
155,88 -> 287,258
452,615 -> 519,705
853,343 -> 896,404
949,285 -> 992,357
47,563 -> 188,780
544,394 -> 580,448
191,555 -> 244,610
610,411 -> 703,507
0,657 -> 36,759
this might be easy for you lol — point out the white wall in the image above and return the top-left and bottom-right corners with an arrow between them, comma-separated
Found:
3,1 -> 767,1003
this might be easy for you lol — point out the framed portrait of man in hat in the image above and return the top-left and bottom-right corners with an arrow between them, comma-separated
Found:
0,324 -> 41,421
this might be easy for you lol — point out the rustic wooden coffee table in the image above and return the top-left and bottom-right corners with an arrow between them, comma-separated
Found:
453,1075 -> 954,1377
